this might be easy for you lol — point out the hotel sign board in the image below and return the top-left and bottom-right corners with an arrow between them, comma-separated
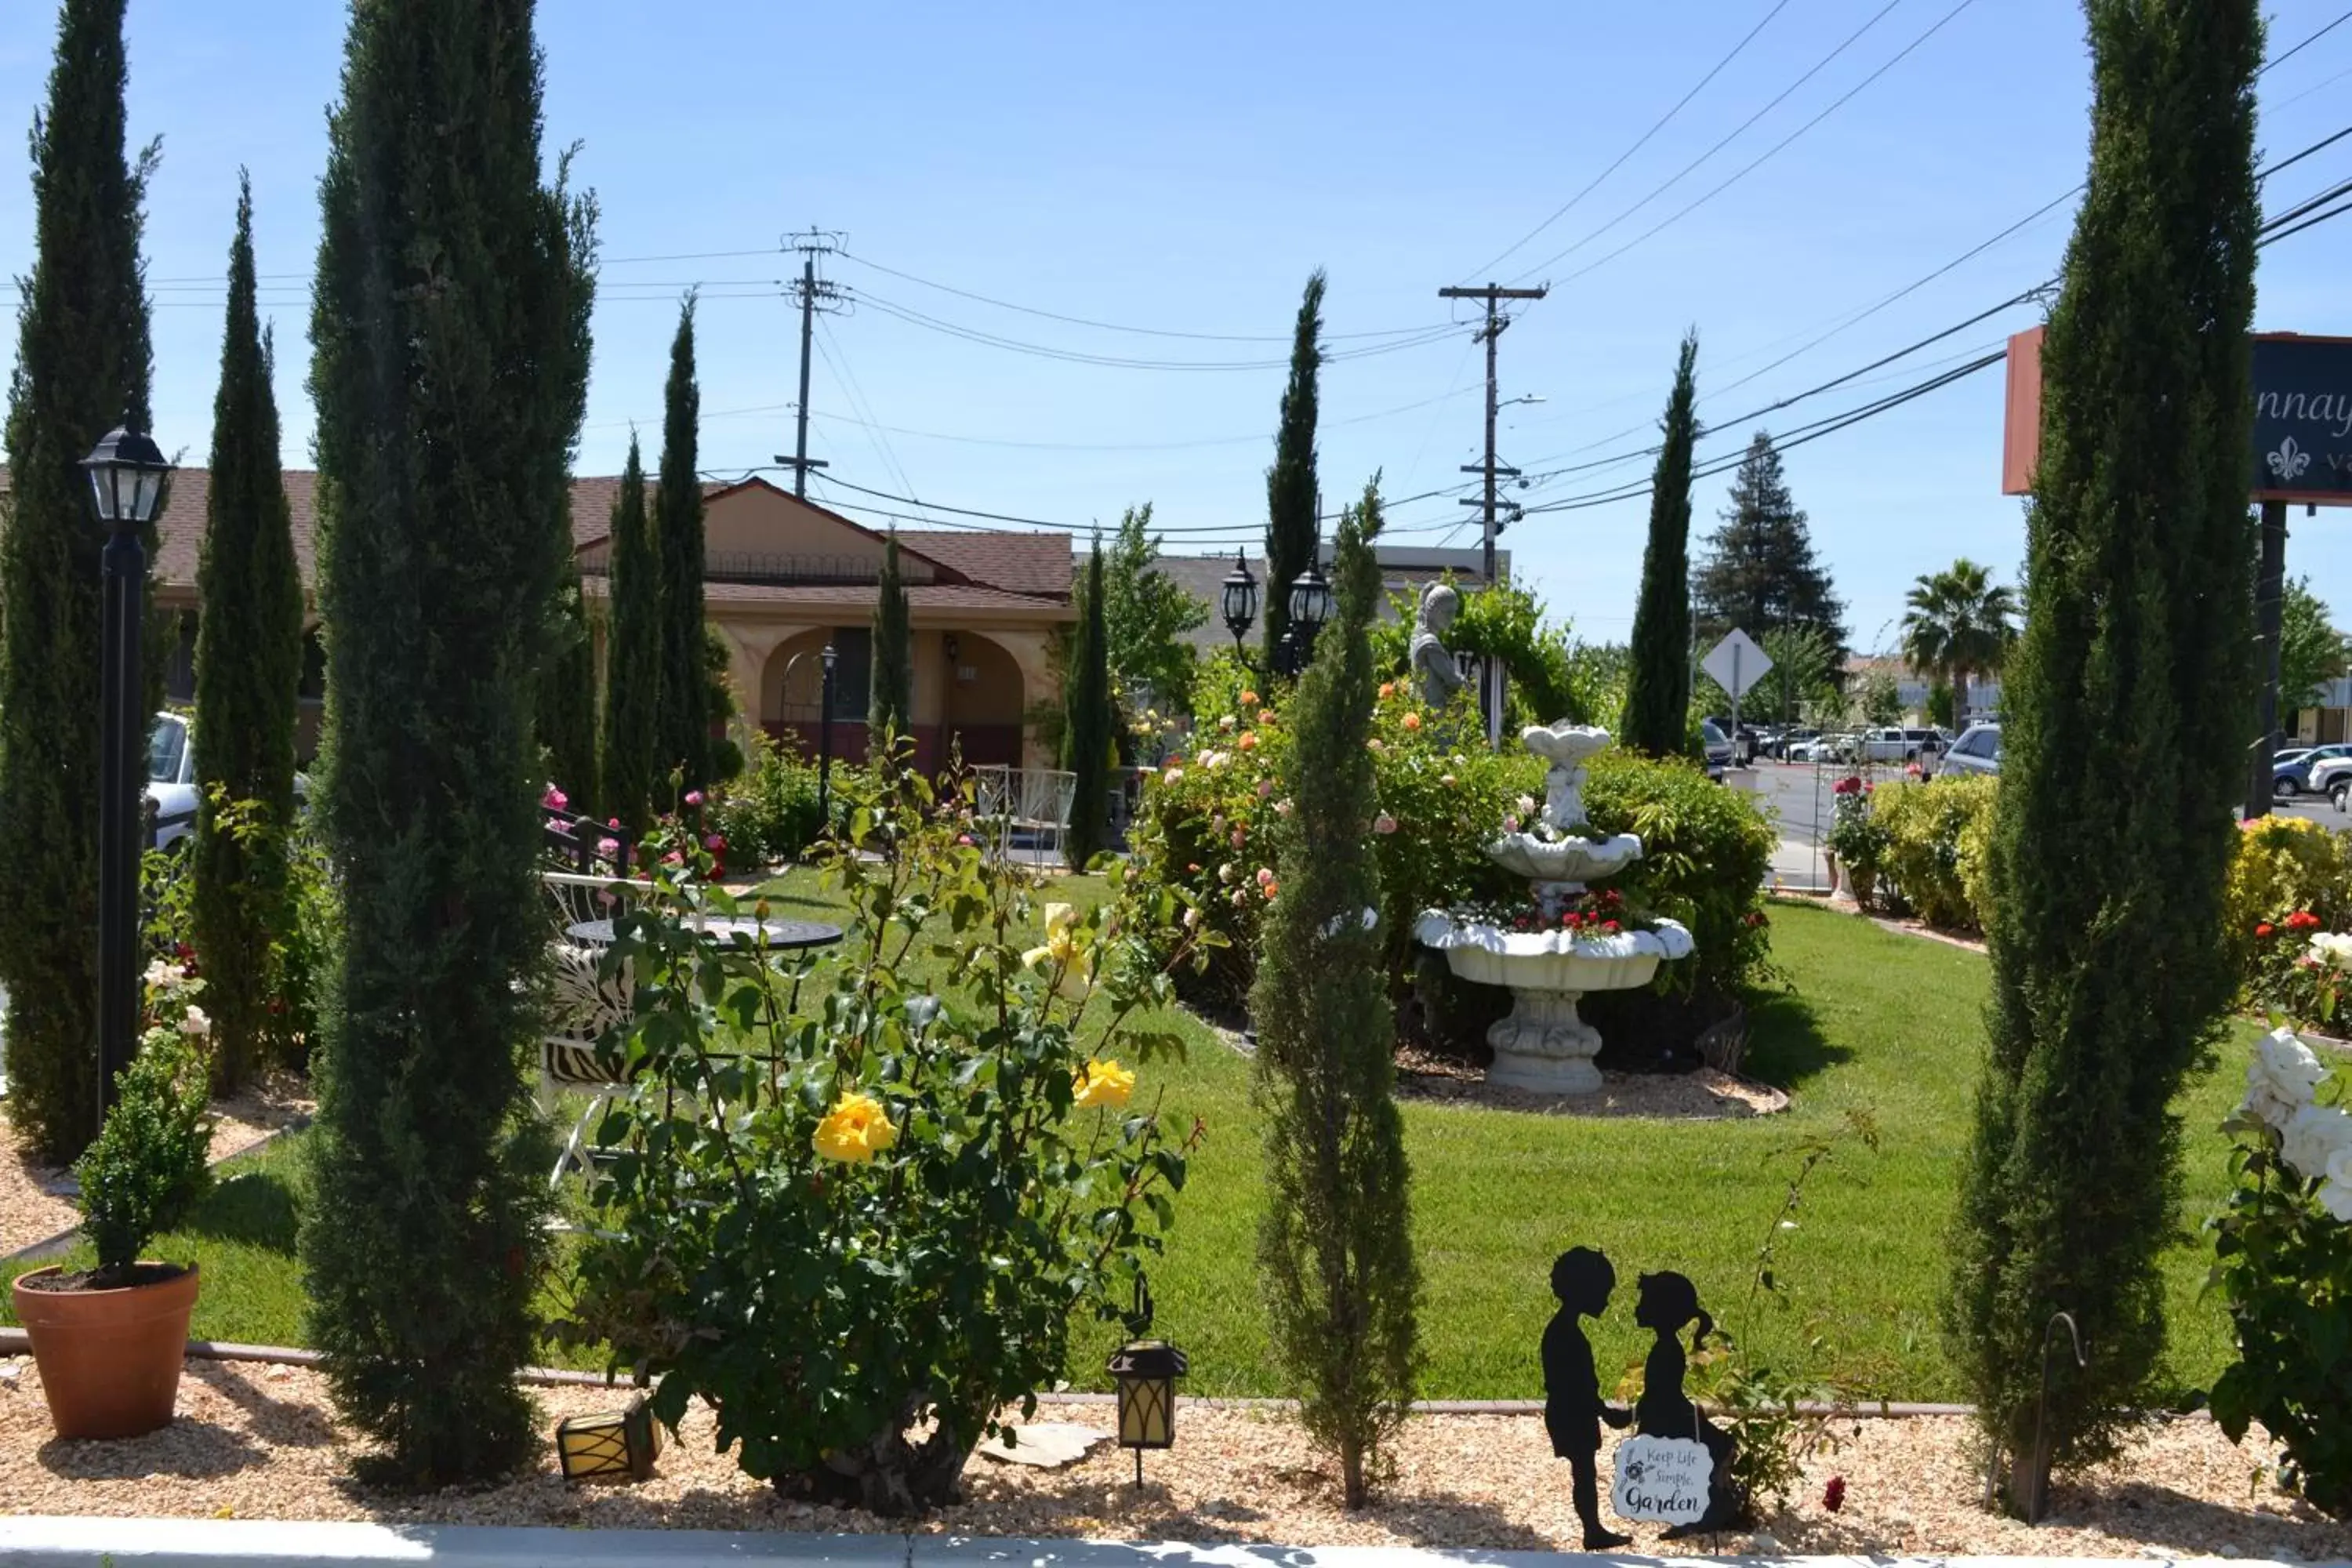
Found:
2002,328 -> 2352,506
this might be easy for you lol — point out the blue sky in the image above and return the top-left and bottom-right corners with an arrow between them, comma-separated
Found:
4,1 -> 2350,651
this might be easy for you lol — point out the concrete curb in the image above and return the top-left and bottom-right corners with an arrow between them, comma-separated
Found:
0,1520 -> 2323,1568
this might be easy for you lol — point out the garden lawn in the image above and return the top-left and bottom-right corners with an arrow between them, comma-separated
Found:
3,881 -> 2287,1406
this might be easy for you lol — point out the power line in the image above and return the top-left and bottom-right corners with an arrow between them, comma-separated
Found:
794,382 -> 1482,453
1503,0 -> 1917,286
1463,0 -> 1795,280
1519,0 -> 1983,290
852,289 -> 1461,371
2263,6 -> 2352,77
814,310 -> 931,526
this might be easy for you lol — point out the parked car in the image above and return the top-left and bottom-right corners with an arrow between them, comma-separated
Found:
1853,727 -> 1947,764
2273,742 -> 2352,797
1700,718 -> 1733,781
1790,731 -> 1857,764
2313,753 -> 2352,801
146,712 -> 309,851
1940,721 -> 2003,778
1766,726 -> 1820,761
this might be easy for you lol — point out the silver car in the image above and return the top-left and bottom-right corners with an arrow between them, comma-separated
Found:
146,713 -> 310,851
1940,721 -> 2002,779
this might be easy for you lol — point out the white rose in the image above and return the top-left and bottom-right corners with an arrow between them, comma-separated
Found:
2312,932 -> 2352,971
2279,1102 -> 2352,1183
2243,1028 -> 2329,1127
1219,714 -> 1236,731
179,1005 -> 211,1039
2323,1149 -> 2352,1221
141,958 -> 184,990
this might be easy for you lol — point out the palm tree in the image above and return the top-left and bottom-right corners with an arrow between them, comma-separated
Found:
1900,559 -> 2019,724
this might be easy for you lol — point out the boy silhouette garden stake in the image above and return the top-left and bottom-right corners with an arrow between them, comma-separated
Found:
1541,1247 -> 1634,1550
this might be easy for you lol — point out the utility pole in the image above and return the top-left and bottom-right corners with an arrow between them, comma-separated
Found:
776,228 -> 846,497
1438,281 -> 1547,585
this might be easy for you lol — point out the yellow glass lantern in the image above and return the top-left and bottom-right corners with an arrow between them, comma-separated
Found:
555,1393 -> 663,1482
1106,1338 -> 1188,1486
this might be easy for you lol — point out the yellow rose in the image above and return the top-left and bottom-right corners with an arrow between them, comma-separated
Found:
1073,1058 -> 1135,1109
813,1091 -> 898,1164
1022,903 -> 1081,971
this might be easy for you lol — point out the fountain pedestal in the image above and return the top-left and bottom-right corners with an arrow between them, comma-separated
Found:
1415,720 -> 1696,1098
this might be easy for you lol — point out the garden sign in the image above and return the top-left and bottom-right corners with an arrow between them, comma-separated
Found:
1611,1434 -> 1713,1526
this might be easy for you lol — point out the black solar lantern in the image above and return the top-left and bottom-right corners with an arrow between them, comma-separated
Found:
1220,549 -> 1258,654
556,1392 -> 663,1482
1106,1276 -> 1187,1487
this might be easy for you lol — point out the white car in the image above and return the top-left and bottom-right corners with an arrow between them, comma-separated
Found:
146,713 -> 310,851
147,713 -> 198,850
2312,753 -> 2352,802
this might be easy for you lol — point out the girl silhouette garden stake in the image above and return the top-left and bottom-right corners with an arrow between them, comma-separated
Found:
1543,1250 -> 1742,1541
1541,1248 -> 1633,1550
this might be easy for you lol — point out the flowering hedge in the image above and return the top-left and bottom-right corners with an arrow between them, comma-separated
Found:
1869,775 -> 1998,931
1126,676 -> 1534,1000
2211,1025 -> 2352,1515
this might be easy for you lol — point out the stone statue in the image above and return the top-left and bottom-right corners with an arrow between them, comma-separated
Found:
1410,583 -> 1466,707
1521,722 -> 1615,836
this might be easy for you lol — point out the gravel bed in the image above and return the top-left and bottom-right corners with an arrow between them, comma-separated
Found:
1,1074 -> 312,1257
2,1357 -> 2343,1557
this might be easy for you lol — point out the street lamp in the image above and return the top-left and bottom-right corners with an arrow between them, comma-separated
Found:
817,641 -> 838,828
1287,559 -> 1333,665
81,425 -> 172,1128
1219,550 -> 1258,659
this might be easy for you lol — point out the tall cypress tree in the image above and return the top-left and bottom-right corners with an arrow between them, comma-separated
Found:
653,296 -> 705,792
535,158 -> 598,813
869,532 -> 911,742
300,0 -> 587,1484
1621,331 -> 1701,755
1692,433 -> 1846,648
1254,476 -> 1420,1508
0,0 -> 158,1161
597,438 -> 658,834
1946,0 -> 2259,1510
1263,269 -> 1325,666
1061,535 -> 1109,869
191,173 -> 302,1092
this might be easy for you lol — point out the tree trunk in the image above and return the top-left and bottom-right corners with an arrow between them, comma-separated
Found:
2008,1436 -> 2053,1523
771,1403 -> 974,1516
1341,1434 -> 1367,1508
1955,666 -> 1972,728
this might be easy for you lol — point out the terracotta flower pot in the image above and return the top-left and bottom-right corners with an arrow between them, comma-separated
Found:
10,1262 -> 200,1439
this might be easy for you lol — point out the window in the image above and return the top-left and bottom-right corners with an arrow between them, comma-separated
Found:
148,717 -> 186,784
1952,730 -> 1991,760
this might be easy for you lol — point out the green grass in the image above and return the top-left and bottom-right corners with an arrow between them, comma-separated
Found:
4,877 -> 2281,1406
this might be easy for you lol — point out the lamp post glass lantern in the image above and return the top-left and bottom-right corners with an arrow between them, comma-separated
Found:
1288,560 -> 1331,652
81,426 -> 172,1131
1220,549 -> 1258,656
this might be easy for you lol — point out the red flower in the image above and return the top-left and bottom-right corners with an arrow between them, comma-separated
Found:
2257,922 -> 2277,938
1603,920 -> 1621,933
1824,1475 -> 1846,1514
1745,909 -> 1769,928
1833,775 -> 1863,796
2288,909 -> 2324,932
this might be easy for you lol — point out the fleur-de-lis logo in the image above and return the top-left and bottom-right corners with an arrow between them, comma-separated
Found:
2270,436 -> 2312,481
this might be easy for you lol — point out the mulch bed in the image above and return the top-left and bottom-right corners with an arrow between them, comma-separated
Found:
1394,1044 -> 1788,1120
1,1357 -> 2343,1557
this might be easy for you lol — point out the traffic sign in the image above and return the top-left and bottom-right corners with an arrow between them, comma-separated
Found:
1701,630 -> 1771,700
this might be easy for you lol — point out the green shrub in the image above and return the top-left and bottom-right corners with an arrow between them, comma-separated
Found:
1582,750 -> 1778,997
2226,815 -> 2352,1026
1872,777 -> 1998,931
1127,675 -> 1534,1001
707,728 -> 826,869
561,768 -> 1199,1514
76,965 -> 214,1283
2209,1028 -> 2352,1517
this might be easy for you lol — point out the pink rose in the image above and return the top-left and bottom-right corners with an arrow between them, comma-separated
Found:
684,789 -> 706,808
597,837 -> 620,858
542,786 -> 568,811
1374,814 -> 1397,835
1256,779 -> 1274,800
704,833 -> 725,851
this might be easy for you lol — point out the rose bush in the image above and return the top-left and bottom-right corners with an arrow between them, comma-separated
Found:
1125,672 -> 1534,1001
557,760 -> 1203,1515
2209,1024 -> 2352,1516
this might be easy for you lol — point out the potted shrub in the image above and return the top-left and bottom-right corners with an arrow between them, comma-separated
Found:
10,964 -> 214,1439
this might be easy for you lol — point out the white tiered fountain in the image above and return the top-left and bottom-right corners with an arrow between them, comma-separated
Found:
1415,722 -> 1694,1095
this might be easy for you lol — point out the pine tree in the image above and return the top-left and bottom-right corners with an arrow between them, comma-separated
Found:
1621,331 -> 1700,756
190,173 -> 302,1092
870,532 -> 911,740
1254,476 -> 1420,1508
0,0 -> 158,1162
598,438 -> 658,834
1693,433 -> 1846,648
1946,0 -> 2259,1511
1062,535 -> 1110,869
300,0 -> 587,1484
1263,270 -> 1325,666
654,296 -> 706,793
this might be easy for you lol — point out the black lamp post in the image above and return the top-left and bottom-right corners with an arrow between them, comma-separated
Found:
1219,550 -> 1258,661
81,425 -> 172,1126
817,641 -> 838,827
1287,558 -> 1333,669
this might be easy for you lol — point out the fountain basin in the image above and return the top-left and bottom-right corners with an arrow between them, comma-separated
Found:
1415,913 -> 1695,1095
1483,831 -> 1645,886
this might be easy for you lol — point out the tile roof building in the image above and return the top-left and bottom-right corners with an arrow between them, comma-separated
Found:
0,466 -> 1075,768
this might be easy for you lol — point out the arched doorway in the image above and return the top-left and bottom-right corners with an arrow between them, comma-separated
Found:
938,631 -> 1024,769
